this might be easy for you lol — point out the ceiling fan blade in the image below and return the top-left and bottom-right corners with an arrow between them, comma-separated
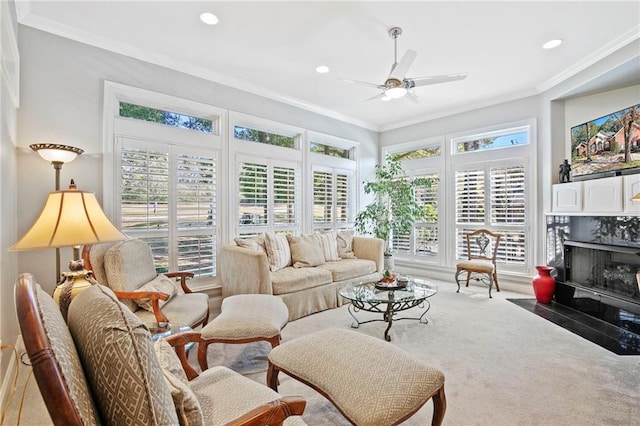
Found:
406,90 -> 420,104
389,49 -> 417,81
341,78 -> 383,89
364,92 -> 386,102
409,73 -> 468,87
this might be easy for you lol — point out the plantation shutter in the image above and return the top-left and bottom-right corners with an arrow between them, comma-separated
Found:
119,141 -> 217,277
455,169 -> 485,224
490,166 -> 525,225
273,166 -> 298,227
336,172 -> 350,227
313,170 -> 333,225
238,162 -> 268,229
175,154 -> 216,276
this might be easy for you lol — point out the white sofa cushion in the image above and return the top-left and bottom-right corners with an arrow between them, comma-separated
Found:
316,231 -> 340,261
271,267 -> 332,295
318,259 -> 377,282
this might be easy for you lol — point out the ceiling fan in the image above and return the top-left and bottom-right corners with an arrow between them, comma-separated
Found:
344,26 -> 467,102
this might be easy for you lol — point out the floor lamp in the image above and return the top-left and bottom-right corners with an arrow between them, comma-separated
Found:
29,143 -> 84,283
10,180 -> 126,319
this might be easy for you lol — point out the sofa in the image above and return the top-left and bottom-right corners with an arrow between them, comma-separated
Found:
220,232 -> 384,320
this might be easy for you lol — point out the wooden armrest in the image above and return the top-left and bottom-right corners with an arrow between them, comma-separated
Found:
165,331 -> 202,381
224,396 -> 306,426
165,271 -> 195,293
113,290 -> 170,326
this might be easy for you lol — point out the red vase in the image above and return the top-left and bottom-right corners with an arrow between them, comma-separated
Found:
532,266 -> 555,304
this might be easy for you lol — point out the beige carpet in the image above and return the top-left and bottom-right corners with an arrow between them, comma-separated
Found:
203,281 -> 640,425
5,280 -> 640,425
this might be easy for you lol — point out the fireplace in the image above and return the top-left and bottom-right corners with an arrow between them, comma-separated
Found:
547,215 -> 640,334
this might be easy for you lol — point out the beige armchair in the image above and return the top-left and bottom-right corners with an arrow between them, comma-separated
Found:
15,273 -> 307,426
83,239 -> 210,328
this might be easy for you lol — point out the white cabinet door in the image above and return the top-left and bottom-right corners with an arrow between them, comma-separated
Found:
624,174 -> 640,213
583,176 -> 623,213
552,182 -> 582,212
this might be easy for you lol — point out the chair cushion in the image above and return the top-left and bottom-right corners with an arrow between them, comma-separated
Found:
337,230 -> 356,259
271,266 -> 332,295
456,259 -> 495,273
134,292 -> 209,328
318,258 -> 376,282
68,284 -> 179,426
201,294 -> 288,341
33,283 -> 101,425
268,328 -> 444,426
86,240 -> 119,286
154,338 -> 204,426
316,230 -> 340,261
287,234 -> 325,268
265,232 -> 292,272
104,239 -> 159,312
134,274 -> 178,312
189,366 -> 306,426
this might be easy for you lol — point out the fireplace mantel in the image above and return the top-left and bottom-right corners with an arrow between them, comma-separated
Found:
551,175 -> 640,216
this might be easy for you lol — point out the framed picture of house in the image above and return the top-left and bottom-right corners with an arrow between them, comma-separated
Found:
570,103 -> 640,179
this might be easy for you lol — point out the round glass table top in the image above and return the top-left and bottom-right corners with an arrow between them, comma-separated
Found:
339,278 -> 438,304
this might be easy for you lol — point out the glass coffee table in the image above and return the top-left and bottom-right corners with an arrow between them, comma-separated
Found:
338,278 -> 438,341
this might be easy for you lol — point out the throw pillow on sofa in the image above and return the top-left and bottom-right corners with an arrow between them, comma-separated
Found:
234,234 -> 266,254
287,234 -> 325,268
315,230 -> 340,262
134,274 -> 178,312
265,233 -> 292,272
337,230 -> 357,259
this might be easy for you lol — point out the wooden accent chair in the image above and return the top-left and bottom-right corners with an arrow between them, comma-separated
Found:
82,239 -> 209,328
15,273 -> 307,426
454,229 -> 502,298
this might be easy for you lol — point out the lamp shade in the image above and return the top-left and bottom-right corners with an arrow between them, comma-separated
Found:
10,183 -> 126,251
30,143 -> 84,164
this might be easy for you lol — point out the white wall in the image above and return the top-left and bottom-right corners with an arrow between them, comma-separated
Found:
0,0 -> 19,378
15,26 -> 379,294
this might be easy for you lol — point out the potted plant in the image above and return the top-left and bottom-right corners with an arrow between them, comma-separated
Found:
355,154 -> 434,270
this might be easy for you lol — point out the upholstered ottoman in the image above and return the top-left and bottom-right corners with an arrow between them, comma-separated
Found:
267,328 -> 447,426
198,294 -> 289,370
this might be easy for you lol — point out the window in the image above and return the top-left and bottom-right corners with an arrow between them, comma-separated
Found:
310,142 -> 351,159
452,127 -> 528,154
237,158 -> 299,236
234,126 -> 295,148
455,164 -> 527,267
119,102 -> 213,133
119,140 -> 217,277
390,144 -> 441,160
392,172 -> 439,257
312,168 -> 354,231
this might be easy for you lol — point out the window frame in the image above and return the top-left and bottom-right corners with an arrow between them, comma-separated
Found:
103,81 -> 225,288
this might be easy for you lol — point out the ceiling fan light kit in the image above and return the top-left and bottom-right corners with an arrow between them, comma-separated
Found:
345,26 -> 468,102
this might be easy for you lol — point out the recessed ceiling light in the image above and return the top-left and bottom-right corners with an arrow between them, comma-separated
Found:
200,12 -> 219,25
543,39 -> 563,49
315,65 -> 330,74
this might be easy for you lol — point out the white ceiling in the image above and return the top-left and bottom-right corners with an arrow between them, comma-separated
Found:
16,1 -> 640,131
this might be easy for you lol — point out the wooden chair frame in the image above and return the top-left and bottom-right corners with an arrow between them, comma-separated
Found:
15,273 -> 305,426
454,229 -> 501,298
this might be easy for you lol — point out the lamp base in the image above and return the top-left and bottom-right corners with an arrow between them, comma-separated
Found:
53,269 -> 97,321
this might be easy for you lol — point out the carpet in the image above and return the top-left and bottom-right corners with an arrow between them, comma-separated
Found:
6,281 -> 640,425
203,281 -> 640,425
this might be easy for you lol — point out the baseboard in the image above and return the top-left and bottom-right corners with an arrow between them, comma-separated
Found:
0,335 -> 24,418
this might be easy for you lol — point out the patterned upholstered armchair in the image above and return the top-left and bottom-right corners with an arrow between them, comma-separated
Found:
15,273 -> 307,425
83,239 -> 209,328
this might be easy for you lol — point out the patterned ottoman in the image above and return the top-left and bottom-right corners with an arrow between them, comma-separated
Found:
267,328 -> 446,426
